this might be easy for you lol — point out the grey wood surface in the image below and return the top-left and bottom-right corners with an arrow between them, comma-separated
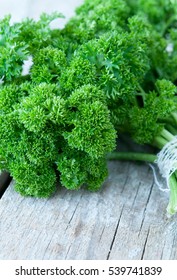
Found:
1,161 -> 177,260
0,0 -> 177,260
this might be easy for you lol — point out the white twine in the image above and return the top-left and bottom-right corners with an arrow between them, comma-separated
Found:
153,136 -> 177,191
148,163 -> 169,192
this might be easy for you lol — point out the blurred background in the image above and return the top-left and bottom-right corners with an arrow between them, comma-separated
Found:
0,0 -> 84,25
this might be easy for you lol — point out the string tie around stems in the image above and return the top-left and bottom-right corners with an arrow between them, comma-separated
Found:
153,136 -> 177,191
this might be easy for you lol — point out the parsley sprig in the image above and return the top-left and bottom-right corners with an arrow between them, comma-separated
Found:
1,0 -> 177,214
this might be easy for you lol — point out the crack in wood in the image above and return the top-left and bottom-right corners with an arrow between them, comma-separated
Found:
169,236 -> 176,259
99,226 -> 105,242
138,182 -> 154,236
0,172 -> 12,198
65,244 -> 72,259
131,182 -> 141,208
68,203 -> 80,224
121,164 -> 130,194
66,194 -> 83,228
141,227 -> 150,260
160,240 -> 166,260
106,206 -> 124,260
42,233 -> 56,260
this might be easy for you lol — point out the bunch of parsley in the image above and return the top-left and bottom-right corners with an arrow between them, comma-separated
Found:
66,0 -> 177,214
1,0 -> 177,214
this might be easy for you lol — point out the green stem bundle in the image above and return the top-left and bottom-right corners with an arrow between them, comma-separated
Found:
107,152 -> 157,163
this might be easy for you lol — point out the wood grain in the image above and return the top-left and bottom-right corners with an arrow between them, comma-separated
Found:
1,161 -> 177,260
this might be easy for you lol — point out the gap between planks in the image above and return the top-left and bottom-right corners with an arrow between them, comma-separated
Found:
0,172 -> 12,198
1,161 -> 177,260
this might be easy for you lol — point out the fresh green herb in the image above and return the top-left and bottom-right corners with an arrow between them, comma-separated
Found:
1,0 -> 177,215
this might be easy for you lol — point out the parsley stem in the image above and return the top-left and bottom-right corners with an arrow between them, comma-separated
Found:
153,135 -> 167,149
161,128 -> 175,142
166,124 -> 177,136
162,15 -> 177,36
153,128 -> 175,149
107,152 -> 157,163
137,85 -> 146,104
171,112 -> 177,126
167,173 -> 177,215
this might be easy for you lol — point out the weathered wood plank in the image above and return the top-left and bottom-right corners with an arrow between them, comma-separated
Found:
0,161 -> 177,260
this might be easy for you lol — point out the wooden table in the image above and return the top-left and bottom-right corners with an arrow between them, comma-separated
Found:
0,0 -> 177,260
1,159 -> 177,260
